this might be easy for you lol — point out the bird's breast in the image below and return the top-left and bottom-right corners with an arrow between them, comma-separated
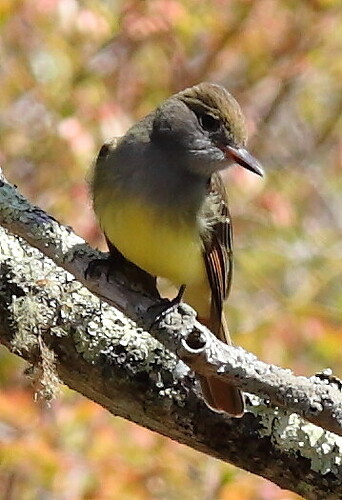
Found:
97,195 -> 207,287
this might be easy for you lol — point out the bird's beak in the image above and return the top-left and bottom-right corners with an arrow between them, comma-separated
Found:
224,145 -> 264,177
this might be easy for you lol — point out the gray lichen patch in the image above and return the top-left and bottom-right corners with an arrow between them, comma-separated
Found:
25,338 -> 61,402
258,405 -> 342,476
8,291 -> 62,402
70,284 -> 181,379
10,295 -> 42,353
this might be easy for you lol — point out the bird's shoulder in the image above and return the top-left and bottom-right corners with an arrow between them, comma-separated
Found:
200,174 -> 232,239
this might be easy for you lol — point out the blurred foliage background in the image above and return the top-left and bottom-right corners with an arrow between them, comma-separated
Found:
1,0 -> 341,498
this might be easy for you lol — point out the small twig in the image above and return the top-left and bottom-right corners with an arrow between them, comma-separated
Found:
148,303 -> 342,436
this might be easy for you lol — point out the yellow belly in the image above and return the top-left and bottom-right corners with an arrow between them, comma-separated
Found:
97,197 -> 207,288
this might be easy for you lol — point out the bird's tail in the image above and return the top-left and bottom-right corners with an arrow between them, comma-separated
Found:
198,316 -> 244,416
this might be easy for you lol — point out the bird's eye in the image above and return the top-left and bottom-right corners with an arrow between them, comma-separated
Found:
199,113 -> 221,132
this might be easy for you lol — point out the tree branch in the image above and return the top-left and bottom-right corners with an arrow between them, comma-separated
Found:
0,172 -> 341,499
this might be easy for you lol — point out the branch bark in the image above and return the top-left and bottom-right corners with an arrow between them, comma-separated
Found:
0,173 -> 341,499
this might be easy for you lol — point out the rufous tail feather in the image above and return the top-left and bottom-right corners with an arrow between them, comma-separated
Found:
198,316 -> 244,416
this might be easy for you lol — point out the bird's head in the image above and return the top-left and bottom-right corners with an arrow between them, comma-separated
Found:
151,82 -> 263,178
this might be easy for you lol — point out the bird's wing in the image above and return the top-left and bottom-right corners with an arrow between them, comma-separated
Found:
199,174 -> 244,416
202,173 -> 233,340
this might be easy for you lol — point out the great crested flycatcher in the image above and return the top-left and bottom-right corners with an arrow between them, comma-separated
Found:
91,82 -> 263,416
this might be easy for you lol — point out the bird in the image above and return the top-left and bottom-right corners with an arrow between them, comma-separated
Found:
90,82 -> 263,416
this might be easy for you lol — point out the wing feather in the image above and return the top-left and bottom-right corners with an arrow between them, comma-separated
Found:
202,173 -> 233,339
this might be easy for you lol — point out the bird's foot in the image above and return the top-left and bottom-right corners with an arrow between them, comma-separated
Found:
147,284 -> 186,321
85,254 -> 160,299
85,256 -> 114,281
171,284 -> 186,306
